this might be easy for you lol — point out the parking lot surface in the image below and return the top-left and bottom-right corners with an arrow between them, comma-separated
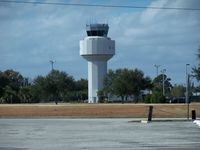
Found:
0,119 -> 200,150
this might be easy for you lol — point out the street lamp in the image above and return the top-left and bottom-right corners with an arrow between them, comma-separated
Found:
154,64 -> 161,77
49,60 -> 56,71
186,64 -> 190,103
161,69 -> 166,96
186,64 -> 190,120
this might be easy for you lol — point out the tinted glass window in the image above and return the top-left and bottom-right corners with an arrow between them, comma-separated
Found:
87,30 -> 108,36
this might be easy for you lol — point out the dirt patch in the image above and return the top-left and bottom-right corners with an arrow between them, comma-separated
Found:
0,103 -> 199,118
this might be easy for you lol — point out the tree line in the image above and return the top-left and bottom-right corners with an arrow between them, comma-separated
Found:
1,66 -> 196,104
0,70 -> 87,103
99,68 -> 176,103
99,68 -> 152,103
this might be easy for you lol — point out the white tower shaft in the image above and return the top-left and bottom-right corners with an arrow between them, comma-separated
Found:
88,61 -> 107,103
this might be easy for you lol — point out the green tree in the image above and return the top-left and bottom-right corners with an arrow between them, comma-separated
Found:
75,79 -> 88,102
3,85 -> 19,103
31,75 -> 47,102
75,79 -> 87,91
152,74 -> 172,96
151,74 -> 172,103
0,70 -> 25,103
150,92 -> 165,103
171,84 -> 185,98
0,69 -> 89,103
113,69 -> 129,102
0,71 -> 9,97
19,86 -> 33,103
3,69 -> 24,92
103,69 -> 116,96
32,70 -> 75,103
103,68 -> 152,103
128,69 -> 152,102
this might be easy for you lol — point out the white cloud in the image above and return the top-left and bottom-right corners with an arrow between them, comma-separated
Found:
140,0 -> 168,24
109,0 -> 200,83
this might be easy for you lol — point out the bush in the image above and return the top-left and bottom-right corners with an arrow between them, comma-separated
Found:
150,92 -> 166,103
144,94 -> 151,103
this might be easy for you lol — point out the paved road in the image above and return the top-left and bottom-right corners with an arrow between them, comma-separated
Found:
0,119 -> 200,150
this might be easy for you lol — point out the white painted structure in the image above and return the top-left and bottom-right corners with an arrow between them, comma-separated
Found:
193,120 -> 200,127
80,24 -> 115,103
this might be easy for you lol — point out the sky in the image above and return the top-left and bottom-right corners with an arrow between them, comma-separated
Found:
0,0 -> 200,85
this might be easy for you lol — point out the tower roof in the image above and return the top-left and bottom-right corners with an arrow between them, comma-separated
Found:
86,24 -> 109,37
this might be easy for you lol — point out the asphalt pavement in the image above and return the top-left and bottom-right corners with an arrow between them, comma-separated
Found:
0,119 -> 200,150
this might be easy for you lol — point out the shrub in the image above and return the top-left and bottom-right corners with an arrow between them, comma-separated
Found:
150,92 -> 166,103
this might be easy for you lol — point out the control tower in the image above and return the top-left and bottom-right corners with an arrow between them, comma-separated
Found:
80,24 -> 115,103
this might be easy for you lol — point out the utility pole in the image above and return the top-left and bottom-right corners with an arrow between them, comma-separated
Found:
186,64 -> 190,120
161,69 -> 166,96
154,64 -> 160,77
49,60 -> 55,71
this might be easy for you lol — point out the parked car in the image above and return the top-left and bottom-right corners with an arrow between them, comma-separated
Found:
170,97 -> 186,103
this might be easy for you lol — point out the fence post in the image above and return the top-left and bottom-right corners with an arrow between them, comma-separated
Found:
192,110 -> 196,120
148,106 -> 153,122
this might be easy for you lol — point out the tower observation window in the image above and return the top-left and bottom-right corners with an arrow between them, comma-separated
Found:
86,24 -> 109,37
87,30 -> 108,36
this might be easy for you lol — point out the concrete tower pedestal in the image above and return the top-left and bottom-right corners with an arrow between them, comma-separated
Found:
80,24 -> 115,103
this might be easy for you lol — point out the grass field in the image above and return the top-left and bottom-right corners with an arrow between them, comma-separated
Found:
0,103 -> 199,118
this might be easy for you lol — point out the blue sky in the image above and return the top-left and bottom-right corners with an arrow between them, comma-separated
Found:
0,0 -> 200,85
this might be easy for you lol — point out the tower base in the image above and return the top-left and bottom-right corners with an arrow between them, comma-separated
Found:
88,61 -> 107,103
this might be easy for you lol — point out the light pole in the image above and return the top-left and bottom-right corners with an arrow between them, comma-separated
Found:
154,64 -> 160,77
161,69 -> 166,96
186,64 -> 190,120
49,60 -> 55,71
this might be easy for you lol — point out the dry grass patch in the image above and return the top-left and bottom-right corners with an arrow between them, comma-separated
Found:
0,103 -> 199,118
